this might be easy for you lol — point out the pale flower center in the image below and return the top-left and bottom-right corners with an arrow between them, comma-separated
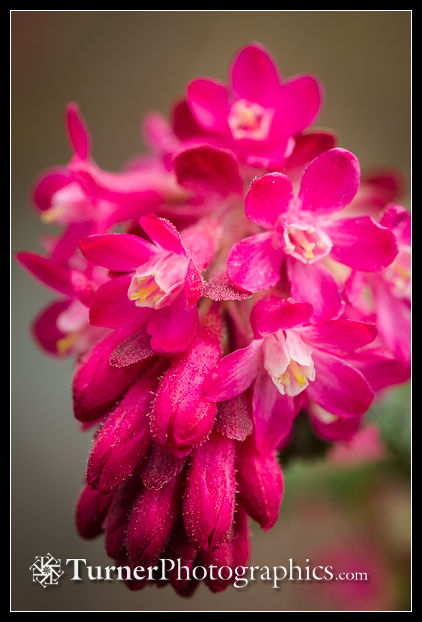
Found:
228,99 -> 273,141
282,224 -> 332,264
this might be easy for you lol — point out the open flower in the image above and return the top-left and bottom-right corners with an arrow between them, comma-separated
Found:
227,148 -> 398,321
203,297 -> 377,452
184,43 -> 322,168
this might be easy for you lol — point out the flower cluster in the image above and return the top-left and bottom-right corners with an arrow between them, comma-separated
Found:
17,43 -> 411,595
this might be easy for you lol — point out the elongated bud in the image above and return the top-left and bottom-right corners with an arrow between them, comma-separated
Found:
75,484 -> 114,539
72,327 -> 150,422
183,432 -> 236,551
197,505 -> 250,593
103,476 -> 143,560
127,475 -> 181,565
150,310 -> 223,455
164,519 -> 198,591
236,437 -> 283,531
86,371 -> 156,492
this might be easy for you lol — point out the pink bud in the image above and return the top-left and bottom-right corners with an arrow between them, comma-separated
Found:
150,310 -> 222,454
86,372 -> 156,492
127,475 -> 181,565
183,433 -> 236,551
103,476 -> 143,560
236,437 -> 283,531
75,484 -> 114,539
72,327 -> 149,422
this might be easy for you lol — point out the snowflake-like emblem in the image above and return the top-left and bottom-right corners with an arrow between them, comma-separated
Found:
29,553 -> 64,588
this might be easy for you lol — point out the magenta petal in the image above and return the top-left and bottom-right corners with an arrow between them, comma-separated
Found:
250,296 -> 313,337
345,347 -> 410,391
309,405 -> 362,443
89,276 -> 150,328
324,216 -> 398,271
286,257 -> 343,323
75,485 -> 114,539
285,130 -> 337,174
79,233 -> 157,271
252,368 -> 298,453
230,43 -> 281,107
227,232 -> 283,293
276,75 -> 322,135
31,167 -> 72,212
371,279 -> 411,365
127,476 -> 181,565
299,148 -> 360,214
183,433 -> 236,551
245,172 -> 293,228
300,319 -> 377,354
187,78 -> 229,133
236,437 -> 283,531
184,259 -> 204,306
203,339 -> 263,402
174,143 -> 243,196
31,299 -> 70,356
86,374 -> 155,492
308,349 -> 373,417
139,213 -> 185,255
65,102 -> 91,159
16,252 -> 72,296
147,294 -> 199,354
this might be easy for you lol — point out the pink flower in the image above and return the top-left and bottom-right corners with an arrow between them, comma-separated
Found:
79,213 -> 214,353
184,43 -> 322,168
345,205 -> 411,365
227,148 -> 398,322
204,297 -> 377,451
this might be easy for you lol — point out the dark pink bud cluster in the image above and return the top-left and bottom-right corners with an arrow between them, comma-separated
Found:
17,42 -> 410,596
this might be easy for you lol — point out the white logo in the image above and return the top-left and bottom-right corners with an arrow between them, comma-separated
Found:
29,553 -> 65,588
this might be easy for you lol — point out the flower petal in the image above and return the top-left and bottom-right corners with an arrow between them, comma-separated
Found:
16,252 -> 72,296
147,293 -> 199,354
307,349 -> 373,417
79,233 -> 158,271
245,172 -> 293,229
252,368 -> 298,453
203,339 -> 263,402
65,102 -> 91,159
250,296 -> 313,338
89,275 -> 150,328
276,75 -> 322,136
324,216 -> 398,271
173,143 -> 243,196
227,232 -> 283,293
300,319 -> 377,354
286,257 -> 343,323
139,213 -> 185,255
187,78 -> 229,133
230,43 -> 281,107
298,148 -> 360,214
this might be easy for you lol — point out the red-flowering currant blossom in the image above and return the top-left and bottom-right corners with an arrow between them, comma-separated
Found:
17,41 -> 410,596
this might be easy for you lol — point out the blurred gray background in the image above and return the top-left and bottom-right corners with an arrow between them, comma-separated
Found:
11,11 -> 411,611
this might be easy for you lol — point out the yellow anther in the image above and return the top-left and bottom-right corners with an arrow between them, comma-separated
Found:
288,360 -> 307,387
56,333 -> 76,356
